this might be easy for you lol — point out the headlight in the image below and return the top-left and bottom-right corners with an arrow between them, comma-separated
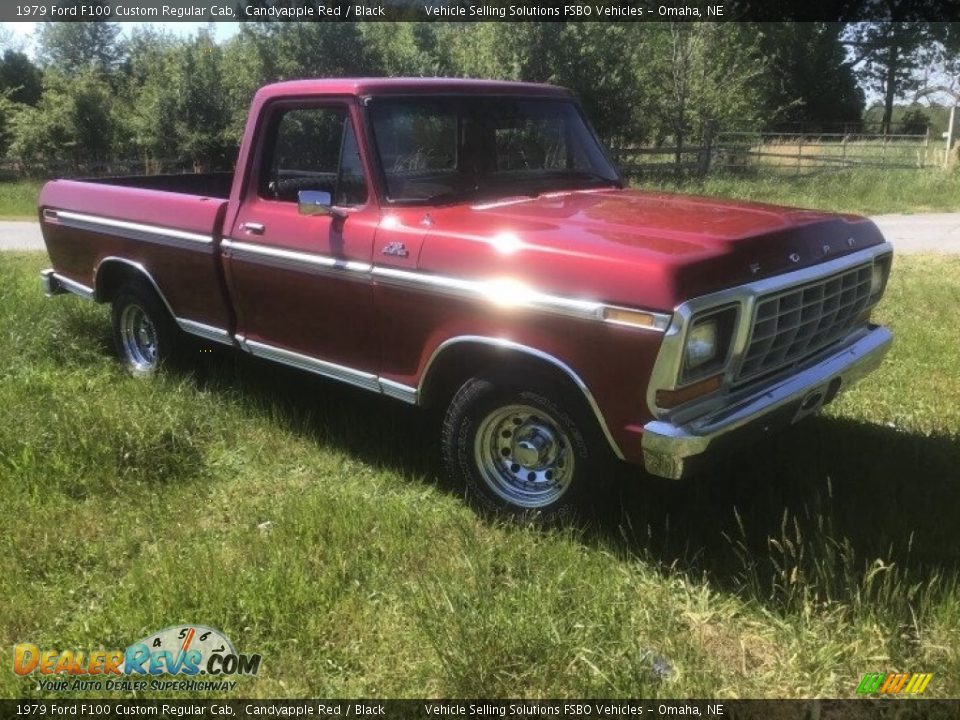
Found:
870,257 -> 890,298
685,321 -> 718,370
680,306 -> 737,384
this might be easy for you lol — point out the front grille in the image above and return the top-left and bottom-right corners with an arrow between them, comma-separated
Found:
736,263 -> 873,383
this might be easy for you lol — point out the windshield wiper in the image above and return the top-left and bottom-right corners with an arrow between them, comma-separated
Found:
423,191 -> 472,205
546,170 -> 621,187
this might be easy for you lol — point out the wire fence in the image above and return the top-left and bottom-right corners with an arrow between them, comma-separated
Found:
712,130 -> 937,174
611,123 -> 940,179
0,156 -> 235,181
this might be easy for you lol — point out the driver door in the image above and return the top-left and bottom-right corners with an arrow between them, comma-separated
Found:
225,101 -> 379,384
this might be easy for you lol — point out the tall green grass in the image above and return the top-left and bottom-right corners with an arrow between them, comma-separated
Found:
1,251 -> 959,698
635,168 -> 960,215
0,180 -> 42,219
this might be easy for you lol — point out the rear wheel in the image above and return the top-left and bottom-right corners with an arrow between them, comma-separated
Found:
442,374 -> 609,517
111,281 -> 178,374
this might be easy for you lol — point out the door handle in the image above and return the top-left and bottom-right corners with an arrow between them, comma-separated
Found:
241,222 -> 265,235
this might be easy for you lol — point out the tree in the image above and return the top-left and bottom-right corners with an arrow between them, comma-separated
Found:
756,23 -> 863,129
9,69 -> 117,169
439,23 -> 644,141
642,24 -> 767,156
237,22 -> 376,80
844,20 -> 945,134
119,31 -> 184,168
123,31 -> 234,171
0,50 -> 43,106
899,107 -> 930,134
360,23 -> 446,76
908,24 -> 960,106
0,89 -> 26,156
35,20 -> 121,74
175,33 -> 233,170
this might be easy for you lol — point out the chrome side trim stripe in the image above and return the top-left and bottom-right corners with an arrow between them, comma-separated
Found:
45,209 -> 213,252
371,266 -> 608,324
222,239 -> 372,276
379,377 -> 418,403
176,318 -> 233,345
49,272 -> 95,300
418,335 -> 626,460
375,265 -> 669,329
239,336 -> 381,394
223,239 -> 669,331
233,334 -> 419,404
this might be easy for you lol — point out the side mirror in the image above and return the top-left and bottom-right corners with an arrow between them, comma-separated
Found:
297,190 -> 344,218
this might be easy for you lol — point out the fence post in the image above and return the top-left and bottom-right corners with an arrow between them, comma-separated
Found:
922,126 -> 929,168
698,120 -> 715,176
945,106 -> 958,169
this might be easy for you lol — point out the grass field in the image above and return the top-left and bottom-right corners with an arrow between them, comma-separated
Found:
0,180 -> 42,219
640,168 -> 960,216
1,251 -> 959,699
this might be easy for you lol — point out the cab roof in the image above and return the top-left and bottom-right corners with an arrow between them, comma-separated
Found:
255,77 -> 573,100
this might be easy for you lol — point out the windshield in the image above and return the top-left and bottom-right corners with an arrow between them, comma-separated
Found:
367,96 -> 620,204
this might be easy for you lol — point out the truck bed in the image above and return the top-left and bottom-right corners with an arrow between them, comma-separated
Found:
39,177 -> 235,341
86,172 -> 233,199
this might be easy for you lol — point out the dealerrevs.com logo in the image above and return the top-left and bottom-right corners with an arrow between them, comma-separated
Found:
13,625 -> 261,692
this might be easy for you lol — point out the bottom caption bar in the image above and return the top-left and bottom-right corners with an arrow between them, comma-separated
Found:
2,700 -> 959,720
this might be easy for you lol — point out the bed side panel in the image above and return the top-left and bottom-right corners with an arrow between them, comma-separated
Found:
39,180 -> 232,333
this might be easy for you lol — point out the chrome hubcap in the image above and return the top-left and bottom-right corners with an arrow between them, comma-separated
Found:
474,404 -> 575,508
120,303 -> 158,372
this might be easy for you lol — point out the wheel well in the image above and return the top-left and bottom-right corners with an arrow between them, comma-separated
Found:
95,261 -> 141,303
421,342 -> 592,414
94,260 -> 174,318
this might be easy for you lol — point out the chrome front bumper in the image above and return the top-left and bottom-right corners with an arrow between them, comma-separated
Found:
641,325 -> 893,479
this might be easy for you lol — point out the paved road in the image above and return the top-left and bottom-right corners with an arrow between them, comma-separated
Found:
2,214 -> 960,254
0,221 -> 46,251
869,214 -> 960,254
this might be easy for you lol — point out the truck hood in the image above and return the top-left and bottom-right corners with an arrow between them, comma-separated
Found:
424,188 -> 888,309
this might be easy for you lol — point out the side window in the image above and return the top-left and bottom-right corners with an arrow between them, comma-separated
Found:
261,106 -> 367,207
336,121 -> 368,206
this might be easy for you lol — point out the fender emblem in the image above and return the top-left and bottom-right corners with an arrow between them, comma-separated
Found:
822,244 -> 831,256
382,242 -> 409,258
847,237 -> 856,248
788,252 -> 801,264
749,262 -> 761,274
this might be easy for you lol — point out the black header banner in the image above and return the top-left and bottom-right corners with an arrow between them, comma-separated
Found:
3,0 -> 960,23
1,699 -> 960,720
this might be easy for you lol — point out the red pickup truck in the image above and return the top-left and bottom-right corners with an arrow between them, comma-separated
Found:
39,78 -> 893,515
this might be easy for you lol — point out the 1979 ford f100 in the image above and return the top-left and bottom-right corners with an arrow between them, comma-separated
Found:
39,78 -> 893,515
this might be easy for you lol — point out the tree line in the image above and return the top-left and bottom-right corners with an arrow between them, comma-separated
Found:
0,21 -> 955,174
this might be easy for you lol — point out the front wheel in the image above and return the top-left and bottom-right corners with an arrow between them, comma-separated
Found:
441,375 -> 609,517
111,281 -> 178,374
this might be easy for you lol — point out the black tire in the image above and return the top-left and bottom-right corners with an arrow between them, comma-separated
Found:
441,373 -> 611,518
111,280 -> 178,374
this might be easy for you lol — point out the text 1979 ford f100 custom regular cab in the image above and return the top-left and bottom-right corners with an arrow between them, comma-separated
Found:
39,78 -> 893,514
